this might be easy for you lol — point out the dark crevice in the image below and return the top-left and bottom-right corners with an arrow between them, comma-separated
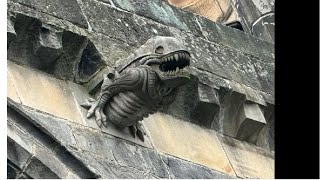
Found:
225,21 -> 244,31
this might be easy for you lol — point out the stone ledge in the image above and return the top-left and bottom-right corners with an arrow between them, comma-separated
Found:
8,2 -> 274,96
9,0 -> 88,28
218,135 -> 274,179
7,61 -> 84,125
143,112 -> 236,176
110,0 -> 274,59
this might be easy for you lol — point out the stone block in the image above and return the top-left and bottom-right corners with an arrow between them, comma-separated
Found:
71,126 -> 168,177
218,135 -> 274,178
166,155 -> 235,179
143,112 -> 236,176
19,107 -> 78,147
190,83 -> 220,128
221,90 -> 266,143
24,156 -> 60,179
32,23 -> 63,68
7,137 -> 32,169
7,61 -> 84,125
11,0 -> 88,28
7,71 -> 21,103
7,162 -> 20,179
69,150 -> 152,178
183,0 -> 224,22
111,0 -> 202,35
235,101 -> 267,143
7,115 -> 34,155
32,144 -> 70,178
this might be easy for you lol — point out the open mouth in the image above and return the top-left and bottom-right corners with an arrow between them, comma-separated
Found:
159,51 -> 190,76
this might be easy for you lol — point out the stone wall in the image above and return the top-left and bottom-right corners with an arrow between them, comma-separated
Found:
7,0 -> 274,178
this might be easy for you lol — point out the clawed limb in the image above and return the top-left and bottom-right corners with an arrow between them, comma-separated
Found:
129,122 -> 146,142
81,97 -> 107,128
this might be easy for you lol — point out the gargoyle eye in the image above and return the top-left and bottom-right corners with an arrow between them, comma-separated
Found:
155,46 -> 164,54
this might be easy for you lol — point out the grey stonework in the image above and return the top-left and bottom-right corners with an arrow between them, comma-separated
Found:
8,100 -> 236,178
7,0 -> 274,178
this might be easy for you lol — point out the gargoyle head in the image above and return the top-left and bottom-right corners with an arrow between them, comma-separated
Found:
125,36 -> 191,88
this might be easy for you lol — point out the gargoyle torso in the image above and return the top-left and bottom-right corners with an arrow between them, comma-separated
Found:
82,36 -> 191,141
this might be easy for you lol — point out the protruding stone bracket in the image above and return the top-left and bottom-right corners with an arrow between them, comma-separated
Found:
220,89 -> 267,144
33,23 -> 63,67
235,101 -> 266,143
190,83 -> 220,128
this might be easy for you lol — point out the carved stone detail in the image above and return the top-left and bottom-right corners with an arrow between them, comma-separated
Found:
82,36 -> 191,141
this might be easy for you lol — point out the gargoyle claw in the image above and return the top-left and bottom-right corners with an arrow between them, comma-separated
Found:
129,123 -> 145,142
81,98 -> 108,128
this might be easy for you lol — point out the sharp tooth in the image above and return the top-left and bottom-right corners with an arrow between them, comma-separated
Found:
174,54 -> 179,61
176,67 -> 179,72
179,53 -> 183,59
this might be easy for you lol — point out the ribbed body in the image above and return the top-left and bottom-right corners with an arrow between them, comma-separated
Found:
103,91 -> 156,127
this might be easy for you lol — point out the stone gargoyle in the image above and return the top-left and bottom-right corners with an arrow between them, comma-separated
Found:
81,36 -> 191,141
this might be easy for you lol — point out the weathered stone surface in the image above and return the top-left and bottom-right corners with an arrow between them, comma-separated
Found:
190,83 -> 220,127
218,135 -> 274,178
69,150 -> 153,179
8,101 -> 98,179
7,61 -> 84,124
7,137 -> 32,169
32,144 -> 70,178
166,155 -> 235,179
54,31 -> 88,81
230,0 -> 274,43
219,90 -> 267,143
7,14 -> 43,68
81,0 -> 173,47
7,71 -> 21,103
172,31 -> 274,95
10,0 -> 88,28
84,8 -> 274,101
161,78 -> 220,129
7,161 -> 20,179
24,156 -> 60,179
7,13 -> 89,80
8,2 -> 274,98
235,101 -> 266,143
256,103 -> 274,151
143,112 -> 236,176
7,113 -> 34,154
87,32 -> 136,67
33,23 -> 63,67
19,107 -> 78,147
111,0 -> 202,35
71,126 -> 168,178
111,0 -> 273,59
